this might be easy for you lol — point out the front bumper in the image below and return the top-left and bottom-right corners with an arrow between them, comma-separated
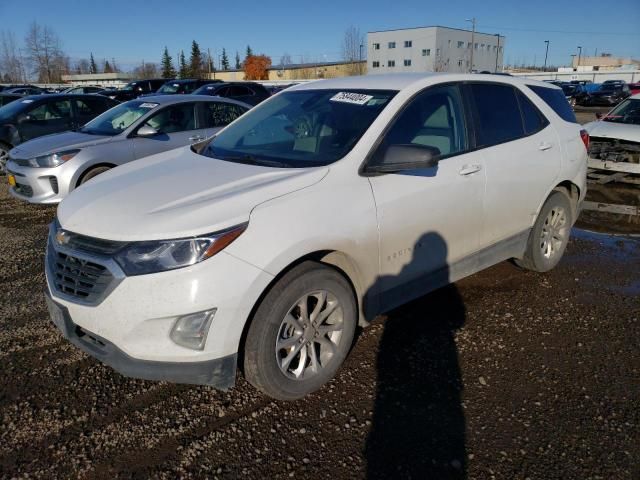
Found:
6,161 -> 68,204
44,291 -> 237,387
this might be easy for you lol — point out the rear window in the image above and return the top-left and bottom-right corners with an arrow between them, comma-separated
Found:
527,85 -> 577,123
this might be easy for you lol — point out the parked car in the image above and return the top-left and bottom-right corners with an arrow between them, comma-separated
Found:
44,74 -> 587,400
560,83 -> 589,107
584,93 -> 640,163
4,87 -> 44,95
100,79 -> 168,102
192,82 -> 271,106
628,82 -> 640,96
151,79 -> 218,95
62,86 -> 106,94
0,94 -> 118,173
579,83 -> 631,106
7,95 -> 250,203
0,93 -> 21,107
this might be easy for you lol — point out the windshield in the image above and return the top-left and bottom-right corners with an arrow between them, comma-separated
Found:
157,82 -> 182,93
0,98 -> 32,121
602,99 -> 640,125
80,100 -> 158,136
598,85 -> 621,93
561,85 -> 577,95
200,89 -> 396,168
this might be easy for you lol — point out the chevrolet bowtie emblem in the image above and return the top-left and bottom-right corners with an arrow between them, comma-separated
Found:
55,230 -> 70,246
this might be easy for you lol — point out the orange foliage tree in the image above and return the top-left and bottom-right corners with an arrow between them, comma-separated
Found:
243,55 -> 272,80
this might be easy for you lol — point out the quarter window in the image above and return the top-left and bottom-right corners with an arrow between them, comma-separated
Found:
516,90 -> 548,134
468,83 -> 524,146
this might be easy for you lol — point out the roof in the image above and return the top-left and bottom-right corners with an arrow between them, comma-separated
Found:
287,73 -> 557,92
140,94 -> 252,108
368,25 -> 504,38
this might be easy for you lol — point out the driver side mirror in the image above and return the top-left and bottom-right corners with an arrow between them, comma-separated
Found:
365,144 -> 440,174
137,125 -> 159,137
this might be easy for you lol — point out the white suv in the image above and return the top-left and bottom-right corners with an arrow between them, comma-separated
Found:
45,74 -> 588,400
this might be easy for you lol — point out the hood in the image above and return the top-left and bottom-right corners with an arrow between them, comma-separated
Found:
10,131 -> 114,158
58,146 -> 328,241
584,120 -> 640,144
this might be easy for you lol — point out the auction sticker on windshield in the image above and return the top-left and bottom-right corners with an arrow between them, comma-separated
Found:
139,103 -> 159,109
330,92 -> 374,106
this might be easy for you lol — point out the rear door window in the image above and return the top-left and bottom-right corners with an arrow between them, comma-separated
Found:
28,100 -> 72,121
144,103 -> 197,133
527,85 -> 577,123
468,83 -> 524,147
201,102 -> 248,128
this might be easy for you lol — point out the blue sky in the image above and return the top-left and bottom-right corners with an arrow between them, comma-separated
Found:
1,0 -> 638,70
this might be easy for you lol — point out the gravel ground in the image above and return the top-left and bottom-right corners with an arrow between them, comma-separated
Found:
0,181 -> 638,479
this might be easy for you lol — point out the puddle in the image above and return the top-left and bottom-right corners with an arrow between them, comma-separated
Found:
568,228 -> 640,264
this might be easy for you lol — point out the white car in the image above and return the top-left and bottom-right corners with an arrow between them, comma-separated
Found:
45,74 -> 588,400
583,93 -> 640,163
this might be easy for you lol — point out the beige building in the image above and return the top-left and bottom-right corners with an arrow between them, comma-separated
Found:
207,60 -> 366,82
571,54 -> 640,72
60,72 -> 133,87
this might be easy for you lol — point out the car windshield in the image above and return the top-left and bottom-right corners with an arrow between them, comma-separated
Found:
157,82 -> 182,93
200,89 -> 396,168
0,98 -> 32,121
561,85 -> 577,95
602,99 -> 640,125
599,85 -> 621,93
79,100 -> 158,135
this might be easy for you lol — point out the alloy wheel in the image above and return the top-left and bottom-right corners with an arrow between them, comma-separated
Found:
540,206 -> 568,259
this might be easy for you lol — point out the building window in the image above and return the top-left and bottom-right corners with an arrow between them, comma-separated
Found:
372,61 -> 380,68
499,46 -> 503,53
373,43 -> 380,50
422,49 -> 430,56
448,40 -> 452,47
468,42 -> 472,48
481,43 -> 485,49
458,59 -> 463,66
493,45 -> 497,52
388,42 -> 396,49
404,40 -> 412,47
474,43 -> 478,50
457,41 -> 464,48
404,59 -> 412,66
436,48 -> 441,56
388,60 -> 395,67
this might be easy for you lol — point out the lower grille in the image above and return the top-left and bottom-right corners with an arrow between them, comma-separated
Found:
49,176 -> 59,194
14,183 -> 33,197
49,250 -> 114,302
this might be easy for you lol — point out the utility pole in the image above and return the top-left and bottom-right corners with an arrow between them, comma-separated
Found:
543,40 -> 549,71
359,43 -> 363,75
577,46 -> 582,70
208,48 -> 212,79
466,17 -> 476,73
570,54 -> 577,71
495,34 -> 500,72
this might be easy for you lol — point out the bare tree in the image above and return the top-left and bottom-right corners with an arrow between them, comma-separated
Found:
133,61 -> 159,79
280,53 -> 292,67
341,25 -> 365,75
0,30 -> 26,83
24,22 -> 67,82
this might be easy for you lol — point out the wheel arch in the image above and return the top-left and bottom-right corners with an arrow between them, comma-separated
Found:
75,162 -> 117,188
552,180 -> 581,222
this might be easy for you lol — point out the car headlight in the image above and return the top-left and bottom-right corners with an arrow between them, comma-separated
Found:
28,149 -> 80,168
113,223 -> 247,275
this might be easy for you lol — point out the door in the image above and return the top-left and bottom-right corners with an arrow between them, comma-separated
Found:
19,99 -> 73,141
465,83 -> 561,245
131,102 -> 204,159
366,84 -> 485,307
198,101 -> 249,138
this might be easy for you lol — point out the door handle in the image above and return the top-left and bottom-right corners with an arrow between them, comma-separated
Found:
539,142 -> 553,151
189,135 -> 204,142
458,164 -> 482,176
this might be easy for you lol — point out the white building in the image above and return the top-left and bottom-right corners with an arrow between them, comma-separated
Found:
367,26 -> 505,74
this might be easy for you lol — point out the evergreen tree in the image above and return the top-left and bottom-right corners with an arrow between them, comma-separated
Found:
103,60 -> 113,73
245,45 -> 253,59
178,50 -> 189,78
89,53 -> 97,74
161,47 -> 176,78
235,51 -> 241,69
221,48 -> 230,70
189,40 -> 203,78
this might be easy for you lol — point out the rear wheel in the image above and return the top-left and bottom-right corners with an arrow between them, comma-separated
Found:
243,262 -> 357,400
516,191 -> 573,272
79,166 -> 111,185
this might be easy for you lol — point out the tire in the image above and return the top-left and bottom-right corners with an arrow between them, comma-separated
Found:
516,191 -> 573,272
79,166 -> 111,185
243,261 -> 357,401
0,143 -> 10,175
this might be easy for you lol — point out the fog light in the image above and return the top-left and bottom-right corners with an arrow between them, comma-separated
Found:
170,309 -> 216,350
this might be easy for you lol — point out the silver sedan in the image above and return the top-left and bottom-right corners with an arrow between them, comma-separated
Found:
6,95 -> 250,204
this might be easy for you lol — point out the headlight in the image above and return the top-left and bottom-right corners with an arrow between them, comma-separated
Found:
113,223 -> 247,275
28,149 -> 80,168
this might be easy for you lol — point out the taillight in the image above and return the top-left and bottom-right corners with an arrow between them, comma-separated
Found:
580,129 -> 589,150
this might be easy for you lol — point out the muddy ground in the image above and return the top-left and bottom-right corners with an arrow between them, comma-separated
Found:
0,176 -> 638,480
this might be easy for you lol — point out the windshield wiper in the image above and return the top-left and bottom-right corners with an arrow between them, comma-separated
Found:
220,153 -> 290,168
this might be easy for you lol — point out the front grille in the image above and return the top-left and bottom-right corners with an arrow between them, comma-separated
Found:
50,251 -> 113,302
14,183 -> 33,197
9,157 -> 30,167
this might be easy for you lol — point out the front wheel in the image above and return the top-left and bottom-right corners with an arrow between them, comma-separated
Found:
79,166 -> 111,185
243,262 -> 357,400
515,191 -> 573,272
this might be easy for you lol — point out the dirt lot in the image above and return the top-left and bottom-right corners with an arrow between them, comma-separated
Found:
0,180 -> 638,479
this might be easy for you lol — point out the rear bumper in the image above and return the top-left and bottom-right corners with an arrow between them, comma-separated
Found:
44,291 -> 237,388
